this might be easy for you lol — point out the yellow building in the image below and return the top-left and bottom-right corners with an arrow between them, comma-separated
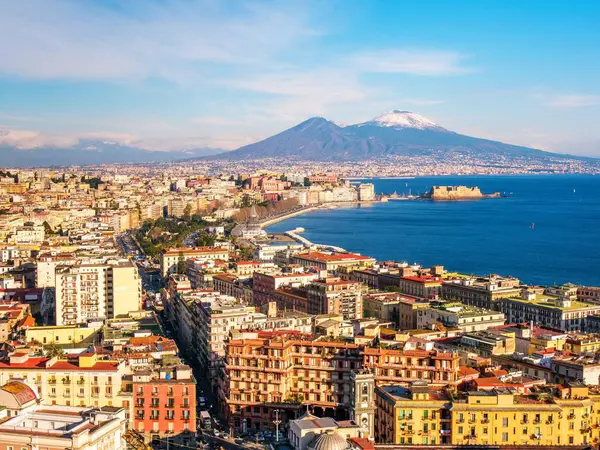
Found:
25,324 -> 101,346
0,352 -> 130,413
376,381 -> 599,447
565,334 -> 600,354
375,381 -> 451,446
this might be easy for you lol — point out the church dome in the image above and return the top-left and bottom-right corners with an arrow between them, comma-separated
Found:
307,430 -> 349,450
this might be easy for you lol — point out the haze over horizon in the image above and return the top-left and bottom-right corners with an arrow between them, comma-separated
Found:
1,0 -> 600,156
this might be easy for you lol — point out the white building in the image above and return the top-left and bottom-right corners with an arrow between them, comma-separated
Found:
0,404 -> 127,450
55,260 -> 141,325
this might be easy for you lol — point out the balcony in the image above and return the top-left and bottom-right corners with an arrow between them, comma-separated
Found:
568,414 -> 576,420
48,379 -> 57,385
440,430 -> 451,435
77,380 -> 85,385
481,419 -> 489,424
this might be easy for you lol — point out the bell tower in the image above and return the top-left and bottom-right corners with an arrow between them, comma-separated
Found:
350,369 -> 375,439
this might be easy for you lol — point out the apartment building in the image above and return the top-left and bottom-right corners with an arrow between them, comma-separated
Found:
375,382 -> 600,447
417,303 -> 505,332
0,352 -> 128,411
306,277 -> 363,319
221,331 -> 363,431
498,288 -> 600,331
160,247 -> 229,277
441,276 -> 522,309
252,271 -> 317,306
168,290 -> 312,387
55,260 -> 141,325
212,273 -> 253,303
291,252 -> 376,272
220,331 -> 460,432
398,275 -> 442,298
132,365 -> 196,448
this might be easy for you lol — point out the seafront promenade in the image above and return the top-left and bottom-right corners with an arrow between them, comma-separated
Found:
258,200 -> 381,228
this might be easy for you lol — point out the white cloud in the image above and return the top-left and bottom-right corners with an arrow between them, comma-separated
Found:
0,126 -> 251,151
0,129 -> 78,149
349,49 -> 473,76
0,0 -> 314,82
544,94 -> 600,108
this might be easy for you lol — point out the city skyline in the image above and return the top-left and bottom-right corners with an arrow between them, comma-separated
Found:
1,0 -> 600,156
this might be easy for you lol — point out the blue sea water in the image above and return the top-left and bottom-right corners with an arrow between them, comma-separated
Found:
267,175 -> 600,286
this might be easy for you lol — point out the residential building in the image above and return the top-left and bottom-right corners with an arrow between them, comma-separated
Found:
55,260 -> 141,325
0,352 -> 128,411
398,276 -> 442,298
160,247 -> 229,277
291,252 -> 376,272
220,331 -> 460,432
375,381 -> 599,447
307,277 -> 363,319
441,276 -> 522,309
417,303 -> 505,332
132,365 -> 196,448
253,271 -> 317,306
498,288 -> 600,331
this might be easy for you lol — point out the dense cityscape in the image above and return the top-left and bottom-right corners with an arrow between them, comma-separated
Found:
0,168 -> 598,450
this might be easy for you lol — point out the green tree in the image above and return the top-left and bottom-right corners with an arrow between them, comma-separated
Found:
195,231 -> 216,247
45,343 -> 65,359
183,203 -> 192,218
42,221 -> 55,236
176,260 -> 187,274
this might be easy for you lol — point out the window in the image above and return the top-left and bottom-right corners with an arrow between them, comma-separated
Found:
502,418 -> 508,427
502,432 -> 508,442
458,426 -> 463,434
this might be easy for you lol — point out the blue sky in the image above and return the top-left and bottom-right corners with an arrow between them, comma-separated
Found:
1,0 -> 600,155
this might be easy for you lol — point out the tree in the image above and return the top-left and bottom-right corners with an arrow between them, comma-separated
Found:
45,343 -> 64,359
42,221 -> 55,236
183,203 -> 192,218
195,231 -> 216,247
176,260 -> 187,275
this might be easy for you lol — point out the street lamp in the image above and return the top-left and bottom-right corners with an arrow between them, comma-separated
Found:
273,409 -> 282,443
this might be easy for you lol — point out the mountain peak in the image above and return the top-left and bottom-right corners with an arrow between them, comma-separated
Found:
364,110 -> 444,130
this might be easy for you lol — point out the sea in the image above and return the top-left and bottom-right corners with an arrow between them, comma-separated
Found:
266,175 -> 600,287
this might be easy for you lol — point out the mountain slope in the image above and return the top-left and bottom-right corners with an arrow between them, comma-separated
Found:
0,141 -> 223,167
212,111 -> 583,161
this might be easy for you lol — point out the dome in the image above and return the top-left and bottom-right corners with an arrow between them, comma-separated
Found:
308,430 -> 349,450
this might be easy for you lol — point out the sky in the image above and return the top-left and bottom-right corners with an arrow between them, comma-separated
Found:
1,0 -> 600,155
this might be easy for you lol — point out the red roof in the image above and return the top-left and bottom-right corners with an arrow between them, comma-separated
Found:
18,315 -> 35,329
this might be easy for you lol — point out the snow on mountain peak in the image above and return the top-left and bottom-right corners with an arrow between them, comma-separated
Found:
367,110 -> 443,130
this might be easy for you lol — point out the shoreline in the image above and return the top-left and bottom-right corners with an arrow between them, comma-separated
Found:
259,200 -> 383,229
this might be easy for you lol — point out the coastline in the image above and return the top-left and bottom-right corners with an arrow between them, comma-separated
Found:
259,200 -> 382,229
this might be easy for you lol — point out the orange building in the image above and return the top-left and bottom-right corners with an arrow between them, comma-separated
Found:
219,331 -> 460,432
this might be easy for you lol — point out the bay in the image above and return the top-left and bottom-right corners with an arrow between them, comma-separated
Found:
266,175 -> 600,286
